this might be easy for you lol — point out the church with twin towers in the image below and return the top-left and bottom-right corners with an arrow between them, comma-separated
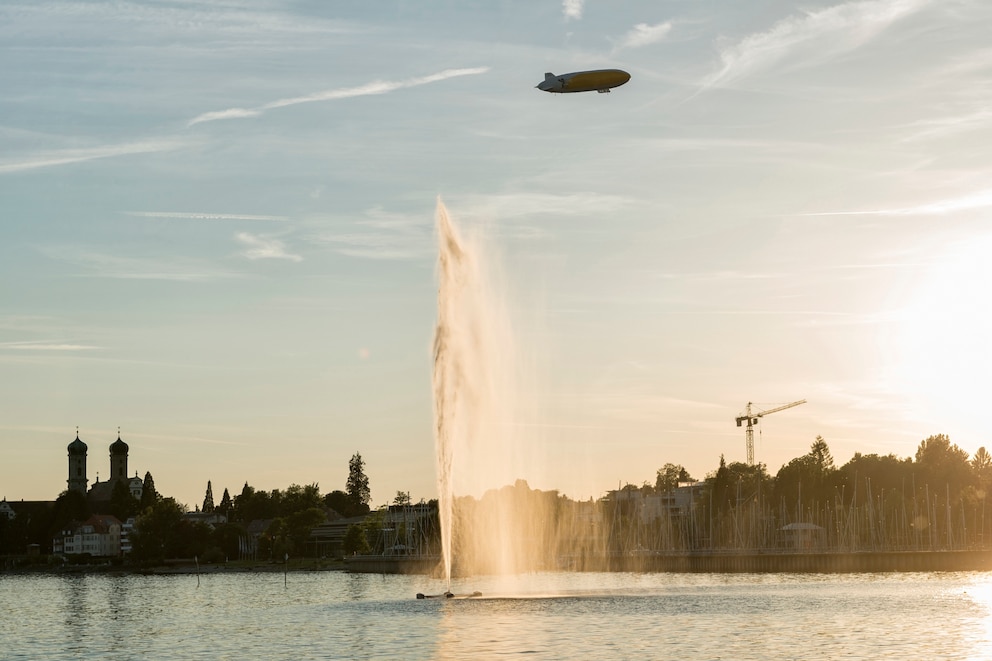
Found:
67,430 -> 144,504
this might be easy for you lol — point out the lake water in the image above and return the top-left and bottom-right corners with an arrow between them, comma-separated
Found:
2,570 -> 992,659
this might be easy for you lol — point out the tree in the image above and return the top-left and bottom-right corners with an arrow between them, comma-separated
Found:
286,507 -> 327,557
217,488 -> 233,517
836,452 -> 913,508
109,479 -> 139,521
773,437 -> 838,517
393,491 -> 412,506
809,436 -> 835,472
346,453 -> 371,515
130,497 -> 186,564
705,456 -> 771,514
343,523 -> 370,555
282,483 -> 322,516
211,522 -> 242,561
915,434 -> 973,494
139,471 -> 160,510
52,489 -> 90,528
261,518 -> 287,561
324,490 -> 355,517
232,482 -> 278,523
231,482 -> 255,522
202,481 -> 215,514
655,463 -> 693,492
972,447 -> 992,486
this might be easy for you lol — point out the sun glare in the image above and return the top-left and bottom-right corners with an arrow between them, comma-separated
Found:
892,234 -> 992,440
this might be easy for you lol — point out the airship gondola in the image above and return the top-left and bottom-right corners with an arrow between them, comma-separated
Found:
536,69 -> 630,94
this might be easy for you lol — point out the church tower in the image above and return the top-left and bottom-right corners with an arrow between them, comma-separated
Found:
67,432 -> 88,494
109,431 -> 129,482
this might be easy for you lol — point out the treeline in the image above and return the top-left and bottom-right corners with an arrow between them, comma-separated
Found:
129,452 -> 376,564
437,433 -> 992,574
620,433 -> 992,552
0,452 -> 378,564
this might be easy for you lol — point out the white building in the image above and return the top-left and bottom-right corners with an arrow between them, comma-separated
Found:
54,514 -> 122,557
120,517 -> 137,555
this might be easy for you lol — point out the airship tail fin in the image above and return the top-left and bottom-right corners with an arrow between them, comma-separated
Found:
544,72 -> 556,81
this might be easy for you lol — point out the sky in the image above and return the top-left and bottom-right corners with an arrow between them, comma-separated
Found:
3,0 -> 992,510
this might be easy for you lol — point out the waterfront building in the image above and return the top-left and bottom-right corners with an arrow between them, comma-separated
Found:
54,514 -> 123,557
120,517 -> 136,555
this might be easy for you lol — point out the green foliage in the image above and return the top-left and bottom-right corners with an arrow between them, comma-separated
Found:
347,453 -> 371,515
773,437 -> 838,516
202,480 -> 215,513
655,463 -> 693,492
343,523 -> 371,555
285,507 -> 327,555
809,436 -> 835,471
283,483 -> 322,513
707,457 -> 772,513
109,479 -> 139,521
131,497 -> 186,564
972,447 -> 992,487
359,509 -> 386,554
324,490 -> 360,517
52,490 -> 90,531
836,452 -> 913,506
217,488 -> 233,517
139,471 -> 159,510
211,523 -> 244,560
232,482 -> 324,523
915,434 -> 974,495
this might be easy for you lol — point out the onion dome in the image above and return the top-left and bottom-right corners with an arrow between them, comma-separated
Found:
68,434 -> 88,456
110,434 -> 129,454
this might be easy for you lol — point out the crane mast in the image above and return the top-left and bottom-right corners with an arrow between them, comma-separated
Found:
735,399 -> 806,465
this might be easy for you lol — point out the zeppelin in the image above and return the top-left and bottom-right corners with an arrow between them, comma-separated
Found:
536,69 -> 631,94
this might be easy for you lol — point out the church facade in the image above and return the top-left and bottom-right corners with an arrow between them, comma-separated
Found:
66,432 -> 144,505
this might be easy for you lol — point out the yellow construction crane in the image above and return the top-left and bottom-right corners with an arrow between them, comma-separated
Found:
736,400 -> 806,465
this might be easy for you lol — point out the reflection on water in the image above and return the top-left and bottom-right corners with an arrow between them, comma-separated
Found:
2,571 -> 992,659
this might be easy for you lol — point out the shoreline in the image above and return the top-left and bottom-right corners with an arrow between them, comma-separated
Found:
2,559 -> 347,576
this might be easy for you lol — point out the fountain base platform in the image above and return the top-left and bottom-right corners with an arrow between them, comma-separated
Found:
416,591 -> 483,599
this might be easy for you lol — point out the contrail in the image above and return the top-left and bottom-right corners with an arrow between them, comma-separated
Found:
188,67 -> 490,126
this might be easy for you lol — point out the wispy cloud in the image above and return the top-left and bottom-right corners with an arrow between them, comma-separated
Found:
188,67 -> 490,126
308,207 -> 431,261
128,211 -> 289,222
0,341 -> 98,351
653,269 -> 783,282
898,109 -> 992,142
802,188 -> 992,216
614,21 -> 673,51
0,139 -> 183,174
235,232 -> 302,262
562,0 -> 584,21
40,246 -> 246,281
455,191 -> 631,220
186,108 -> 261,125
698,0 -> 930,93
